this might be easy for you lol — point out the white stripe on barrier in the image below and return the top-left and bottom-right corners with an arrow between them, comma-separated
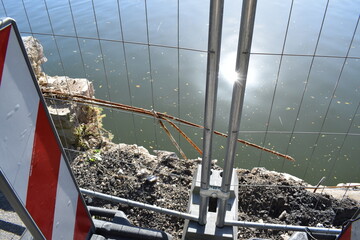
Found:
26,102 -> 62,239
0,26 -> 39,203
52,156 -> 79,239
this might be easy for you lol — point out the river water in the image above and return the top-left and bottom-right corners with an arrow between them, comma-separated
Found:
1,0 -> 359,185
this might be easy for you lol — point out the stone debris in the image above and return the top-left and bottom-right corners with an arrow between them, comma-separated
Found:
71,145 -> 359,240
23,36 -> 110,150
22,36 -> 47,82
71,143 -> 195,239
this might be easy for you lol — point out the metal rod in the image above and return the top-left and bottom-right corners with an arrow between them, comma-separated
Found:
81,188 -> 342,235
224,220 -> 341,235
313,176 -> 326,193
87,206 -> 119,218
80,188 -> 198,222
93,219 -> 172,240
217,0 -> 257,227
199,0 -> 225,225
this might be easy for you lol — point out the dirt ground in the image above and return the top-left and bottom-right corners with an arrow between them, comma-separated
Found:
70,142 -> 359,240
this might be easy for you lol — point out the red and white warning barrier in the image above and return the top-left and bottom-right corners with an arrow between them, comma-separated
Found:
0,18 -> 93,239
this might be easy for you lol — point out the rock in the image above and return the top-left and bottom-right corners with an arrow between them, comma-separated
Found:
278,210 -> 288,221
137,168 -> 150,178
42,75 -> 98,147
154,150 -> 178,161
22,36 -> 47,81
23,36 -> 110,150
146,175 -> 158,183
280,233 -> 291,240
316,223 -> 324,227
44,75 -> 94,97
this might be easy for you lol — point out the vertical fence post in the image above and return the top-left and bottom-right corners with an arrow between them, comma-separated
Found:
216,0 -> 257,228
199,0 -> 225,225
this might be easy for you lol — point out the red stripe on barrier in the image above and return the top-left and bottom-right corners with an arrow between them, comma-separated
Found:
73,195 -> 92,240
339,224 -> 352,240
26,102 -> 62,240
0,25 -> 11,86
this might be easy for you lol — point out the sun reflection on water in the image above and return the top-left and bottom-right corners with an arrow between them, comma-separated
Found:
220,51 -> 260,90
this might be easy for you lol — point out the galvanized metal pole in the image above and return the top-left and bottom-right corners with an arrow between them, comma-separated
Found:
81,189 -> 342,236
199,0 -> 225,225
80,188 -> 199,222
217,0 -> 257,227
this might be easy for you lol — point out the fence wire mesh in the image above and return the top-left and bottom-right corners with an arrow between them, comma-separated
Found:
1,0 -> 359,237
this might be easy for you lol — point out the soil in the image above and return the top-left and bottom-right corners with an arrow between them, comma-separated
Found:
236,168 -> 358,239
70,142 -> 359,240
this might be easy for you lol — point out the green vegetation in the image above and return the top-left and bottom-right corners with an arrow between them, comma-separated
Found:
73,105 -> 113,150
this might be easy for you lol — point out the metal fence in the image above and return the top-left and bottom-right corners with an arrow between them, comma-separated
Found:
1,0 -> 359,183
1,0 -> 359,238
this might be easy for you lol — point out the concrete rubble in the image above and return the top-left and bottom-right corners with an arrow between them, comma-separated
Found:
23,36 -> 109,150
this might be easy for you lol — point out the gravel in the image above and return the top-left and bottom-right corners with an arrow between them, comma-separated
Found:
70,142 -> 359,240
0,191 -> 26,240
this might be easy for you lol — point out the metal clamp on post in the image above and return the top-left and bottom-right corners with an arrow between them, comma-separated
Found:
200,187 -> 230,200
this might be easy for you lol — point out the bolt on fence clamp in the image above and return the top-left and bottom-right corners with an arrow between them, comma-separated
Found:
200,187 -> 230,200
